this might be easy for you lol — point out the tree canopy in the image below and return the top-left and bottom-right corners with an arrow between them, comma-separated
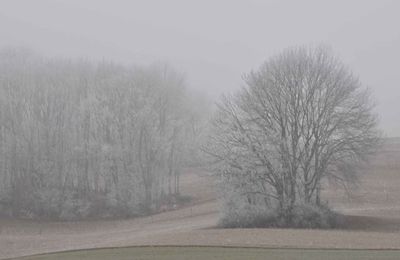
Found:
207,46 -> 380,227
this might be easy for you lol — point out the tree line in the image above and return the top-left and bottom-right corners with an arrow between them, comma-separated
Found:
0,46 -> 380,227
0,49 -> 208,220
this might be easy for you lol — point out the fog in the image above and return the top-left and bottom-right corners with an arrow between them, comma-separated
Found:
1,1 -> 400,259
1,0 -> 399,136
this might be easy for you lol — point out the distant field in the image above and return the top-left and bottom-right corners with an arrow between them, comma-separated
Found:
1,140 -> 400,259
15,247 -> 400,260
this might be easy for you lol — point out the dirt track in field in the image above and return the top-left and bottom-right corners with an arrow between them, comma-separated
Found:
1,140 -> 400,259
0,170 -> 219,259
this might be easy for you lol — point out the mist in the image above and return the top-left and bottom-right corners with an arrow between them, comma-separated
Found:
1,0 -> 399,136
1,1 -> 400,260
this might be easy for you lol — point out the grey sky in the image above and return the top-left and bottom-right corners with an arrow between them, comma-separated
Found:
1,0 -> 399,136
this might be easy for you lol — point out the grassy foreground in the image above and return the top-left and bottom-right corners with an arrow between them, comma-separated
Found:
16,246 -> 400,260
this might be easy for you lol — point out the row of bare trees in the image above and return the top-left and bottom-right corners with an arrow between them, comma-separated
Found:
207,46 -> 380,227
0,49 -> 208,219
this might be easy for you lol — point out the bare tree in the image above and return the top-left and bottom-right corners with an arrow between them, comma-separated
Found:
207,46 -> 380,225
0,49 -> 205,220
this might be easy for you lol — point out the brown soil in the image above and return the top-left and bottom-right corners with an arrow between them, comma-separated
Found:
1,141 -> 400,259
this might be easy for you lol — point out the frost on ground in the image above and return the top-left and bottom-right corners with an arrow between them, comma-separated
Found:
1,146 -> 400,259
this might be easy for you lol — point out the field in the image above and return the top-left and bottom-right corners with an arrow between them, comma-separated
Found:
14,247 -> 400,260
1,138 -> 400,259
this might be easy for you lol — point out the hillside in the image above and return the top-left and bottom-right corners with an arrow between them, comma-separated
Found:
1,140 -> 400,259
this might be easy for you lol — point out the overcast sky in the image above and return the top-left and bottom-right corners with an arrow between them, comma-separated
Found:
1,0 -> 399,136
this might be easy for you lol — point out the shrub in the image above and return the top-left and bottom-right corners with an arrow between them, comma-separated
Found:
218,204 -> 279,228
218,202 -> 343,229
289,203 -> 343,229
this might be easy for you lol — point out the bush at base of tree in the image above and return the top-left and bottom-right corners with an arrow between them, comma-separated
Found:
218,203 -> 343,229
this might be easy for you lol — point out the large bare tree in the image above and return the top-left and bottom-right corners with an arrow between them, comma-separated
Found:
207,46 -> 380,224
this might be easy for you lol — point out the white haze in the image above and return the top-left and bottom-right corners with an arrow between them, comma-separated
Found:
0,0 -> 399,136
